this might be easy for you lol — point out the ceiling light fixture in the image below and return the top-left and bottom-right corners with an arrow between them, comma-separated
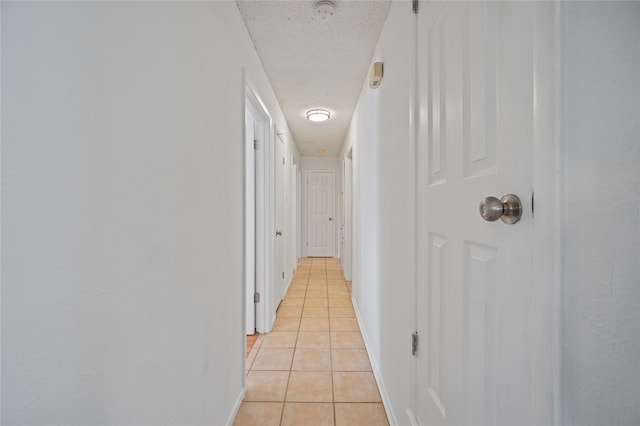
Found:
313,0 -> 336,21
306,109 -> 331,122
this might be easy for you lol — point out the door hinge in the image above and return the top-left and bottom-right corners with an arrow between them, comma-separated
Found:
411,332 -> 418,356
254,292 -> 260,303
412,0 -> 419,14
283,157 -> 285,166
282,271 -> 285,279
254,139 -> 260,150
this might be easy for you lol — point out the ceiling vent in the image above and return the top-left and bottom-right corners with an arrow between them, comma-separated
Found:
313,0 -> 337,21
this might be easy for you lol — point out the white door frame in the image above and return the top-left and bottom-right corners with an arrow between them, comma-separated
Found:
342,151 -> 353,280
244,105 -> 257,336
245,80 -> 277,335
274,131 -> 287,308
290,160 -> 299,273
296,168 -> 302,259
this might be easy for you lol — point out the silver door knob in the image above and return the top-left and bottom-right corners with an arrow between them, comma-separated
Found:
479,194 -> 522,224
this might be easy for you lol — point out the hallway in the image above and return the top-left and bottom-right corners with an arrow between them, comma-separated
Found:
234,258 -> 389,426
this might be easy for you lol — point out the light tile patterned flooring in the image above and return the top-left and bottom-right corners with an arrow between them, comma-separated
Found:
234,257 -> 389,426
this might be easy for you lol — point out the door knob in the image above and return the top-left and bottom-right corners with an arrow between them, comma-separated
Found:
328,217 -> 333,221
276,231 -> 283,236
479,194 -> 522,224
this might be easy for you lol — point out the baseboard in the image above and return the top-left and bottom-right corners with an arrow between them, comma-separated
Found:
284,273 -> 293,296
225,386 -> 247,426
351,297 -> 399,426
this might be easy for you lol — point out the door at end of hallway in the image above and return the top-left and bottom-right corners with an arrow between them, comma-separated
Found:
306,171 -> 335,257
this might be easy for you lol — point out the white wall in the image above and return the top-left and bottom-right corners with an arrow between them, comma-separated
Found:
300,156 -> 340,257
561,2 -> 640,424
1,2 -> 296,424
339,2 -> 415,424
341,154 -> 353,280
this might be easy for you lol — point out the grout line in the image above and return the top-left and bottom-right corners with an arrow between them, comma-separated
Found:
328,264 -> 336,423
242,258 -> 387,425
279,262 -> 308,425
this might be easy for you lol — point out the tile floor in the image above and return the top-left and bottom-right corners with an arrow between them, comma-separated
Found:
234,257 -> 389,426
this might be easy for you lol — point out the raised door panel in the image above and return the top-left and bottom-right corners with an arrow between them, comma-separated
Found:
427,12 -> 446,186
425,233 -> 448,420
462,3 -> 497,179
463,241 -> 498,425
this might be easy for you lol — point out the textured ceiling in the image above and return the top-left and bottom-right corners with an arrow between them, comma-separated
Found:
236,0 -> 391,156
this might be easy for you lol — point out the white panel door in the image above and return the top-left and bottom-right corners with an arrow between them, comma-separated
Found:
416,2 -> 552,425
307,171 -> 335,257
274,135 -> 286,304
290,163 -> 298,270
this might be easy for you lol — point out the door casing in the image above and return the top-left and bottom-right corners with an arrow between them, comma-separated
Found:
341,151 -> 353,280
244,81 -> 278,335
244,107 -> 257,336
274,132 -> 287,307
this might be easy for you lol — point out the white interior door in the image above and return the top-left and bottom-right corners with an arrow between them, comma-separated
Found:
290,162 -> 298,272
415,2 -> 552,424
307,171 -> 335,257
340,160 -> 346,259
274,134 -> 286,304
342,153 -> 353,280
296,169 -> 302,259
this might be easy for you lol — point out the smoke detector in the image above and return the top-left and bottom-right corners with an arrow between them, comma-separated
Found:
313,0 -> 336,21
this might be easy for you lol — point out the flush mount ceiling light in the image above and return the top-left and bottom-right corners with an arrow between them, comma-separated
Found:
317,148 -> 326,155
306,109 -> 331,122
